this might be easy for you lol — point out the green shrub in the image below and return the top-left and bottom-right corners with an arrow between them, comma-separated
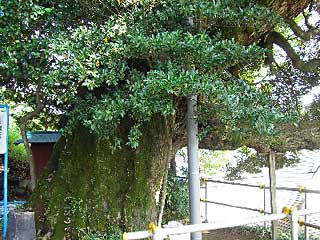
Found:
8,120 -> 27,162
80,233 -> 119,240
240,225 -> 305,240
79,225 -> 122,240
240,225 -> 271,239
279,231 -> 305,240
162,169 -> 189,224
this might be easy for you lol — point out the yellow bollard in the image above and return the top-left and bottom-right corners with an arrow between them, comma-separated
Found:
122,232 -> 128,240
298,217 -> 305,227
259,184 -> 266,189
148,223 -> 158,233
298,185 -> 305,193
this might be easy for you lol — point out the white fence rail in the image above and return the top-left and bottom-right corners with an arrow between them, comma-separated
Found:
123,209 -> 320,240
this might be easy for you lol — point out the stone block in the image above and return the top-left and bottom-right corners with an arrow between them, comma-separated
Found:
6,211 -> 36,240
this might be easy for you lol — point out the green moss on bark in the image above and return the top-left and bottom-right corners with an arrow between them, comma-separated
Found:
32,116 -> 173,239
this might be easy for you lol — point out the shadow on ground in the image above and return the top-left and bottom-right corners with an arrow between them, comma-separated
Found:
202,227 -> 269,240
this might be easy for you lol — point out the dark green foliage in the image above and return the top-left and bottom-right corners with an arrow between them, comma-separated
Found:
269,96 -> 320,152
304,95 -> 320,121
223,94 -> 320,179
79,225 -> 122,240
225,153 -> 267,180
224,147 -> 299,180
1,0 -> 319,238
162,170 -> 189,223
269,62 -> 318,113
1,0 -> 306,148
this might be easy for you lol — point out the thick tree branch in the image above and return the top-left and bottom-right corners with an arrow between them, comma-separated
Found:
286,18 -> 312,41
286,18 -> 319,41
302,10 -> 319,30
269,31 -> 320,72
265,0 -> 311,19
19,84 -> 45,191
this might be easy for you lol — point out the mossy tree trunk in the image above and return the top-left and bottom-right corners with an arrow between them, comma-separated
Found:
32,115 -> 175,239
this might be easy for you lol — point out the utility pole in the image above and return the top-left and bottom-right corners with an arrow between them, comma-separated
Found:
187,94 -> 202,240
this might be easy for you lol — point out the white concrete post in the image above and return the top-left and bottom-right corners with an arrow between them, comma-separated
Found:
153,231 -> 163,240
291,212 -> 299,240
269,150 -> 278,240
304,191 -> 309,240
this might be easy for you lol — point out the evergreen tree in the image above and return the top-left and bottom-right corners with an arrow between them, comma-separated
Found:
1,0 -> 319,238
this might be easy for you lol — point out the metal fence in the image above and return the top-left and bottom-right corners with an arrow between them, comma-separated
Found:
123,177 -> 320,240
200,178 -> 320,239
124,209 -> 320,240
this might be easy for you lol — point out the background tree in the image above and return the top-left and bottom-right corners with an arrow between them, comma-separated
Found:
1,120 -> 30,199
1,0 -> 319,238
224,93 -> 320,180
0,1 -> 59,190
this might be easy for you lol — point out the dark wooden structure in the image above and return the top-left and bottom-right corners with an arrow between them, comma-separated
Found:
15,132 -> 61,179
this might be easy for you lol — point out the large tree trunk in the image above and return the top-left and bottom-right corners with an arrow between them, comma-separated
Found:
32,115 -> 174,239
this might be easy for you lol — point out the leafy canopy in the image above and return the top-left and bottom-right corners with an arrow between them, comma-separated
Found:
1,0 -> 318,148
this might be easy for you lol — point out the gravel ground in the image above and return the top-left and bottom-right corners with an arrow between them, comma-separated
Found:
202,227 -> 269,240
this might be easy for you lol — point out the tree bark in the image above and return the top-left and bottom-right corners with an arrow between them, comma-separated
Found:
157,139 -> 172,227
19,85 -> 44,191
20,123 -> 36,191
157,116 -> 174,227
32,115 -> 175,239
268,31 -> 320,72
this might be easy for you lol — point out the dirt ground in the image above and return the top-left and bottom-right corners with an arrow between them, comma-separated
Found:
202,227 -> 269,240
